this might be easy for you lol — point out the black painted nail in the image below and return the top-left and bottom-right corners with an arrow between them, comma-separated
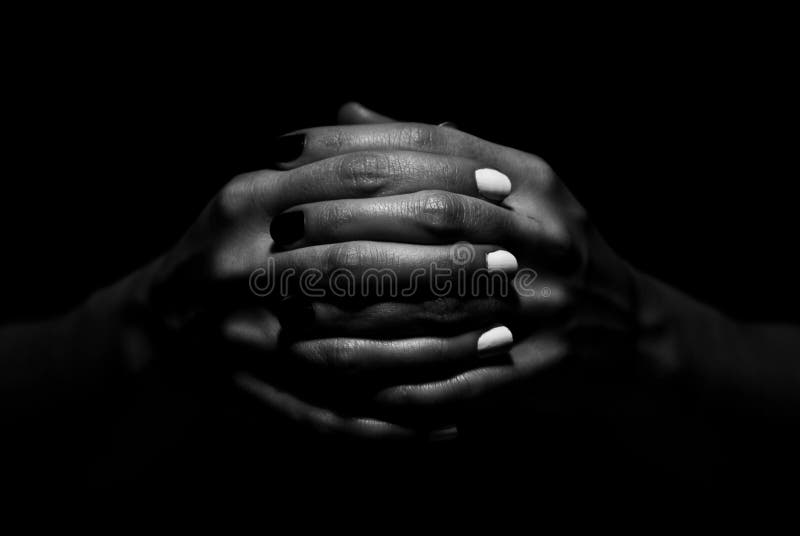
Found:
270,211 -> 305,244
271,133 -> 306,164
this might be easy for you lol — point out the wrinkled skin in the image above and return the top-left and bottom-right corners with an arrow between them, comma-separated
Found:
226,107 -> 640,433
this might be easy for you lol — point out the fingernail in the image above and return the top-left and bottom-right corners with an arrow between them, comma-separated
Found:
438,121 -> 459,129
475,168 -> 511,200
270,211 -> 305,244
486,250 -> 518,272
271,133 -> 306,164
477,325 -> 513,356
428,426 -> 459,442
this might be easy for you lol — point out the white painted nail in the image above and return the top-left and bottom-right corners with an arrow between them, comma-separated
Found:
475,168 -> 511,200
477,325 -> 513,355
486,250 -> 518,272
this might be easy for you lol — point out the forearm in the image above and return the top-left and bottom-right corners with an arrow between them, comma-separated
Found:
634,270 -> 800,410
0,259 -> 162,419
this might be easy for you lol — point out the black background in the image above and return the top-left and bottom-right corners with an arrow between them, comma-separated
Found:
2,12 -> 798,510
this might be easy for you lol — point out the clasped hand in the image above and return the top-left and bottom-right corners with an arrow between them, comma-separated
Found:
147,103 -> 637,439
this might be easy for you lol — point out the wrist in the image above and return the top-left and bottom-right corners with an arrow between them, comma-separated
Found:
72,256 -> 168,376
631,268 -> 736,383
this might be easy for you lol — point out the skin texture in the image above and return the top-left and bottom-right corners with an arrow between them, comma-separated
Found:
2,103 -> 800,446
0,110 -> 539,437
241,103 -> 800,429
251,107 -> 637,426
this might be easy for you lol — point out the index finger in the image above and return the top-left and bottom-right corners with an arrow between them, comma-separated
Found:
272,122 -> 525,171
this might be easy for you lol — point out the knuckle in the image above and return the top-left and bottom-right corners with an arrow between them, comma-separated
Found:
319,128 -> 351,151
249,169 -> 280,196
549,220 -> 573,250
422,297 -> 463,324
213,180 -> 247,221
212,172 -> 272,222
323,339 -> 360,372
423,156 -> 461,191
326,243 -> 366,272
396,124 -> 441,151
208,245 -> 241,280
416,190 -> 465,234
546,219 -> 578,263
529,159 -> 558,192
336,152 -> 391,194
318,202 -> 355,230
219,316 -> 240,342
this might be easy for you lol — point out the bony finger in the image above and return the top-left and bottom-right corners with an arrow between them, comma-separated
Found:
372,332 -> 567,411
288,325 -> 514,377
270,123 -> 456,168
266,151 -> 511,215
269,122 -> 530,182
270,190 -> 522,248
268,242 -> 519,294
234,372 -> 456,441
277,297 -> 515,339
372,365 -> 516,410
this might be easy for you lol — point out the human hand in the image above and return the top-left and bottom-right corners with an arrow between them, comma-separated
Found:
140,128 -> 526,438
267,103 -> 639,423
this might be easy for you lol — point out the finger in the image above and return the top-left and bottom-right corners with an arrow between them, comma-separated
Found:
221,309 -> 514,414
271,123 -> 527,173
374,366 -> 516,410
261,151 -> 512,216
372,334 -> 565,410
301,280 -> 567,338
337,101 -> 396,124
227,270 -> 565,345
234,273 -> 565,342
234,372 -> 454,441
264,242 -> 518,295
288,325 -> 513,378
270,190 -> 549,249
278,297 -> 519,339
268,123 -> 563,223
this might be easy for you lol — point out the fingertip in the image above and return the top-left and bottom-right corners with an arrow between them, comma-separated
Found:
337,101 -> 366,124
477,325 -> 514,357
337,101 -> 395,124
486,250 -> 519,273
475,168 -> 512,201
270,132 -> 307,167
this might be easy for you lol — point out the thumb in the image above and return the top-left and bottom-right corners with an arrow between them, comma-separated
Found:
337,101 -> 396,124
